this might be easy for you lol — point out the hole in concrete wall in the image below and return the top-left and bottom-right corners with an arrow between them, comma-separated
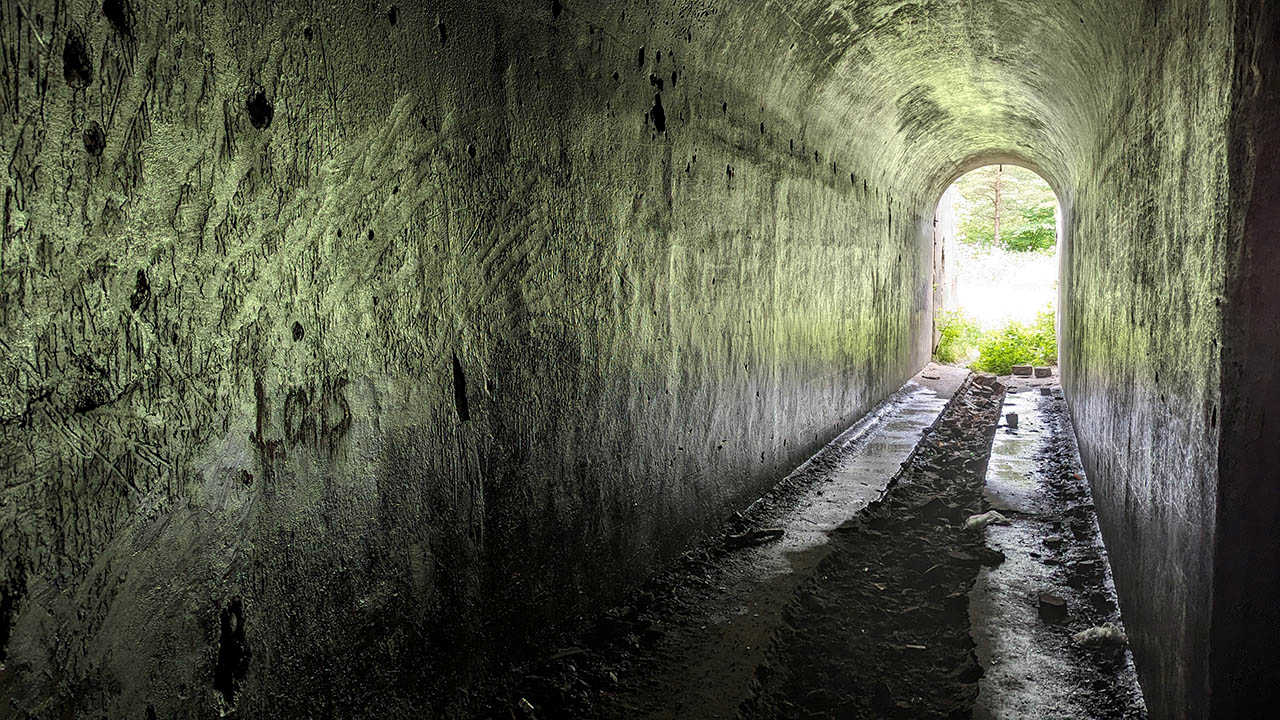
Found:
388,5 -> 398,25
551,0 -> 563,19
102,0 -> 133,36
637,46 -> 645,68
245,87 -> 274,129
129,269 -> 149,311
213,598 -> 250,706
437,19 -> 447,46
650,93 -> 666,132
292,321 -> 304,341
82,121 -> 105,156
62,29 -> 93,88
933,164 -> 1061,374
452,353 -> 470,422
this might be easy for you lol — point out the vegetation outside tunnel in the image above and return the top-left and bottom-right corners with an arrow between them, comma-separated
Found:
955,165 -> 1058,253
935,307 -> 1057,375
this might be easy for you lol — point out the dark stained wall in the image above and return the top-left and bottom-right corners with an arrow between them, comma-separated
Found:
1058,2 -> 1234,718
0,1 -> 930,716
1212,0 -> 1280,715
1056,1 -> 1280,717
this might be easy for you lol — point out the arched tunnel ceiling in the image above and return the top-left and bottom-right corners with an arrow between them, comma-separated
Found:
725,0 -> 1146,201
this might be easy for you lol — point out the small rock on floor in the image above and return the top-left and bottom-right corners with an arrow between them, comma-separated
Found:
1038,592 -> 1068,623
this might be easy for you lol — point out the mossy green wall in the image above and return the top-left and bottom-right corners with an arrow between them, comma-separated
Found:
1058,2 -> 1232,715
0,1 -> 929,715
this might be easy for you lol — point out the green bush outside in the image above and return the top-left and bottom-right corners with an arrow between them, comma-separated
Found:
934,310 -> 982,364
1001,206 -> 1057,252
972,307 -> 1058,375
933,306 -> 1058,375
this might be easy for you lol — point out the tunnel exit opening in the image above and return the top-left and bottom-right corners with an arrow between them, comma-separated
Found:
931,164 -> 1060,377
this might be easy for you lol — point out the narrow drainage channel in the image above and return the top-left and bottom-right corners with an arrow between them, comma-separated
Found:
742,374 -> 1005,719
588,365 -> 971,720
478,365 -> 969,719
970,381 -> 1147,719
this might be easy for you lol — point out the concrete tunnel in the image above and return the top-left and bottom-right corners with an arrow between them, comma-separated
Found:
0,0 -> 1277,717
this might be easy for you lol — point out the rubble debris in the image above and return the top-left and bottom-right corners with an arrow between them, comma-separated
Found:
725,527 -> 785,548
1073,623 -> 1128,648
742,376 -> 1006,718
1011,365 -> 1033,377
964,510 -> 1009,531
484,377 -> 1145,720
1038,592 -> 1068,623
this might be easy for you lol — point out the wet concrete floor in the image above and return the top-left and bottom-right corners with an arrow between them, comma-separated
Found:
594,363 -> 970,719
971,381 -> 1147,718
491,367 -> 1148,719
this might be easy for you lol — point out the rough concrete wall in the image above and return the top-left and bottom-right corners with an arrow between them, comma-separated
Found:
930,185 -> 958,348
0,0 -> 931,715
1059,1 -> 1234,717
1212,0 -> 1280,714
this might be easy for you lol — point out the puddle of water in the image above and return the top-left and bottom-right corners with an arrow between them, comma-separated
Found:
971,387 -> 1147,720
983,391 -> 1048,515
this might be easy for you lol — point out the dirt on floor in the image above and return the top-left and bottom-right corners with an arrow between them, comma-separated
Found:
470,371 -> 1146,720
740,375 -> 1005,719
971,384 -> 1146,719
